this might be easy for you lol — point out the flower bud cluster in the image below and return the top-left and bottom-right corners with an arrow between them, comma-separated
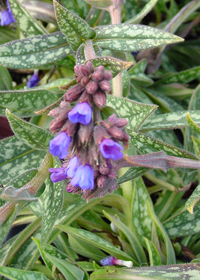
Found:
48,62 -> 129,199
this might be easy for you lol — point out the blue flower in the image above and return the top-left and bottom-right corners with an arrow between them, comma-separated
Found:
71,164 -> 94,190
49,168 -> 67,182
49,132 -> 71,159
27,72 -> 40,88
100,139 -> 124,160
1,0 -> 15,26
66,156 -> 79,178
68,102 -> 92,125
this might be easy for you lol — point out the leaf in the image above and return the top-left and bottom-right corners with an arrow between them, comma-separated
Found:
0,66 -> 13,90
6,109 -> 53,151
118,166 -> 149,185
187,112 -> 200,135
140,110 -> 200,132
0,136 -> 47,185
0,32 -> 72,69
158,65 -> 200,85
1,186 -> 38,203
186,185 -> 200,214
84,0 -> 113,9
143,237 -> 161,266
103,211 -> 146,265
106,95 -> 157,131
90,264 -> 200,280
122,70 -> 130,97
76,44 -> 86,65
41,160 -> 63,244
90,56 -> 133,77
54,0 -> 95,51
126,0 -> 158,24
44,251 -> 85,280
0,266 -> 51,280
163,204 -> 200,237
9,0 -> 47,37
128,129 -> 197,159
94,24 -> 183,52
0,207 -> 17,247
55,225 -> 133,262
0,89 -> 63,117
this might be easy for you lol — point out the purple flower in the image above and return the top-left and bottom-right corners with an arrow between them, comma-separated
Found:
100,256 -> 133,267
49,132 -> 71,159
68,102 -> 92,125
27,71 -> 40,88
100,139 -> 124,160
66,156 -> 79,178
71,164 -> 94,190
49,167 -> 67,182
1,0 -> 15,26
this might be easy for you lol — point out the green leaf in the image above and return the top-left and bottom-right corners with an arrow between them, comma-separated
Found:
90,56 -> 133,77
0,266 -> 51,280
187,112 -> 200,135
140,110 -> 200,132
76,44 -> 86,65
126,0 -> 158,24
9,0 -> 47,37
41,162 -> 63,244
55,225 -> 133,262
143,237 -> 161,266
128,130 -> 197,159
0,66 -> 13,90
61,0 -> 88,18
118,166 -> 149,185
122,70 -> 130,97
84,0 -> 113,9
0,136 -> 47,185
0,89 -> 63,117
94,24 -> 183,52
0,32 -> 72,69
44,251 -> 85,280
164,204 -> 200,237
103,211 -> 146,265
54,0 -> 95,51
0,207 -> 17,246
106,95 -> 157,131
186,185 -> 200,214
6,109 -> 53,151
90,264 -> 200,280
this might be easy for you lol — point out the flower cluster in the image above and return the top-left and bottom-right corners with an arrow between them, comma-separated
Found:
1,0 -> 15,26
48,62 -> 129,199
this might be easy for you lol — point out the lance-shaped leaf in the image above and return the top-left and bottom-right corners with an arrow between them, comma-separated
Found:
6,110 -> 53,151
0,66 -> 12,91
140,110 -> 200,132
106,95 -> 157,131
89,56 -> 132,77
94,24 -> 183,52
186,185 -> 200,214
187,112 -> 200,135
0,32 -> 72,69
54,0 -> 96,51
0,207 -> 17,246
0,266 -> 51,280
9,0 -> 47,37
143,237 -> 161,266
0,89 -> 63,117
84,0 -> 113,9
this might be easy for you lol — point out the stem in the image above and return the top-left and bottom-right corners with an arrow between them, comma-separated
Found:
145,173 -> 177,192
84,39 -> 96,60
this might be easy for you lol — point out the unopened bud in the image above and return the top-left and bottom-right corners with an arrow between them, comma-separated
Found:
95,65 -> 104,73
78,122 -> 93,144
48,107 -> 60,117
74,65 -> 81,75
107,126 -> 124,140
76,75 -> 84,83
81,76 -> 90,86
79,65 -> 91,76
86,80 -> 98,94
99,80 -> 111,92
107,170 -> 117,178
103,70 -> 112,81
65,84 -> 84,102
78,90 -> 92,106
61,120 -> 77,137
97,175 -> 107,188
49,118 -> 65,133
93,90 -> 106,107
91,71 -> 103,82
99,165 -> 110,175
86,61 -> 94,71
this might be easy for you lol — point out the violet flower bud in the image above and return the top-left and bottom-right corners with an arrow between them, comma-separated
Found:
49,132 -> 71,159
27,70 -> 40,88
93,126 -> 110,145
1,0 -> 15,26
91,71 -> 103,82
103,71 -> 112,81
86,80 -> 98,94
100,139 -> 124,160
100,256 -> 133,267
99,80 -> 111,92
107,126 -> 124,140
71,164 -> 94,190
65,84 -> 85,102
78,122 -> 93,144
93,90 -> 106,107
79,65 -> 91,76
66,156 -> 79,178
49,168 -> 67,182
68,102 -> 92,125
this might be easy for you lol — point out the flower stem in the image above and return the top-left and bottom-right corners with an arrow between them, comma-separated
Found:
84,39 -> 96,60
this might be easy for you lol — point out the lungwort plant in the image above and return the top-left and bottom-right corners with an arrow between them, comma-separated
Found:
0,0 -> 200,279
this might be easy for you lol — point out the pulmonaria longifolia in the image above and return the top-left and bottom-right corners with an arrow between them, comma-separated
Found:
48,62 -> 129,199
